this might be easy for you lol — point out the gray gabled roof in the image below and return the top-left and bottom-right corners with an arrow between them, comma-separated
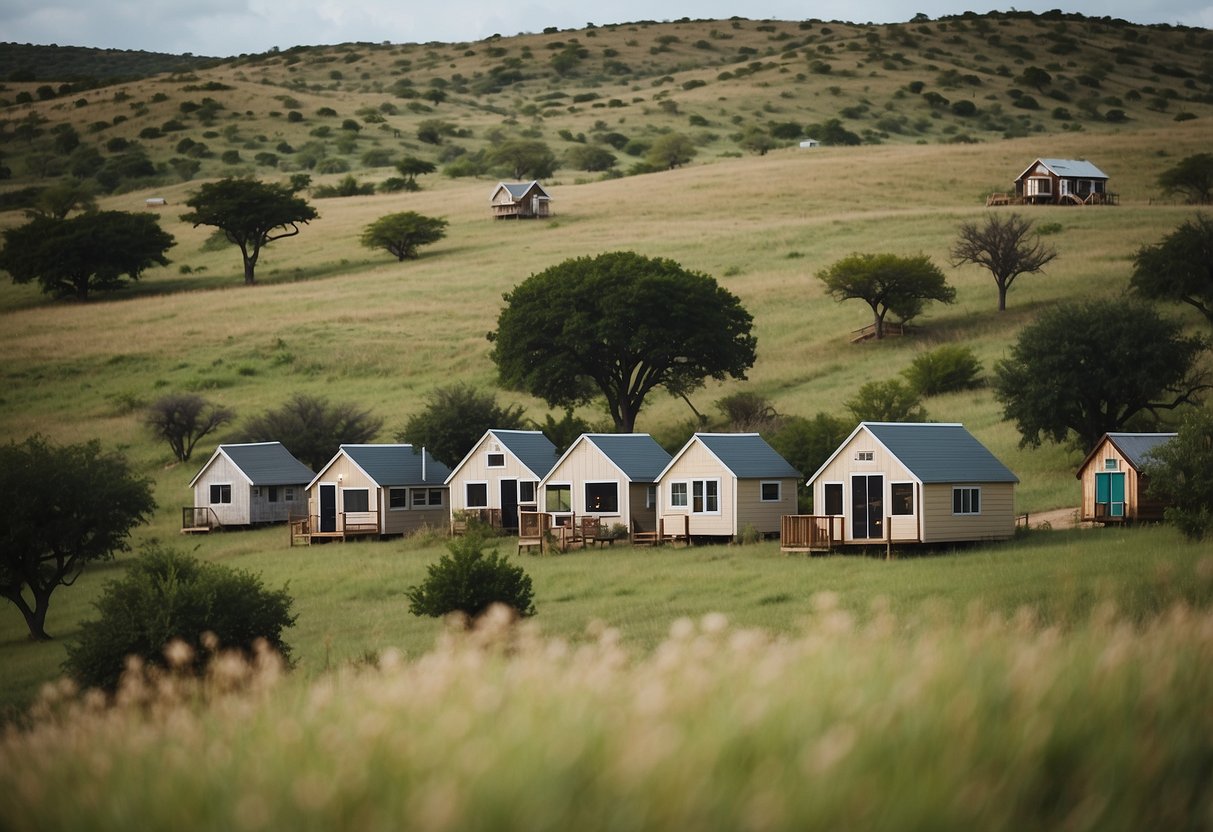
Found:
493,430 -> 560,479
585,434 -> 673,482
1080,432 -> 1177,474
333,444 -> 451,488
495,181 -> 551,201
189,442 -> 314,488
1018,158 -> 1109,181
662,433 -> 801,480
861,422 -> 1019,484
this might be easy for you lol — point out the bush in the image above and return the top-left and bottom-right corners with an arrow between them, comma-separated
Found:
406,533 -> 536,621
902,345 -> 984,397
64,543 -> 296,691
1144,409 -> 1213,541
845,379 -> 926,422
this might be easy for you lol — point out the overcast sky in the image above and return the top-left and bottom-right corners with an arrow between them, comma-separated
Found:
2,0 -> 1209,58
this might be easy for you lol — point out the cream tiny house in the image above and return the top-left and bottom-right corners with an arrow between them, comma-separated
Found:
445,429 -> 559,533
1076,432 -> 1176,524
539,433 -> 672,534
490,181 -> 552,219
184,442 -> 314,532
795,422 -> 1019,551
656,433 -> 800,541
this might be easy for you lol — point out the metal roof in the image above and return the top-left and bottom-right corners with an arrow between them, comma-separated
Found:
338,444 -> 451,487
1102,432 -> 1177,471
190,442 -> 314,488
584,434 -> 672,482
691,433 -> 802,479
496,181 -> 551,200
1023,158 -> 1109,180
491,430 -> 560,478
863,423 -> 1019,483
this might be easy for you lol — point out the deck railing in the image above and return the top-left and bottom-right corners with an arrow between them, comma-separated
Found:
181,506 -> 220,532
780,515 -> 845,553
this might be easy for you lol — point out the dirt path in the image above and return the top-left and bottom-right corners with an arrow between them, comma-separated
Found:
1021,507 -> 1083,530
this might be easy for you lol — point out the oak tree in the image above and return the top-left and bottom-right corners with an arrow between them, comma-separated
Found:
360,211 -> 448,261
817,253 -> 956,339
1131,213 -> 1213,327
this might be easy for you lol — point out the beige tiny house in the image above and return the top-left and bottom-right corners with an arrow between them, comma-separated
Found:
297,444 -> 450,543
185,442 -> 313,532
446,429 -> 558,533
656,433 -> 800,540
490,181 -> 552,219
539,434 -> 672,534
798,422 -> 1018,550
1076,432 -> 1176,524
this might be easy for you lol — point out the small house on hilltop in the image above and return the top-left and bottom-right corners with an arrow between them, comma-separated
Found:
490,181 -> 552,219
790,422 -> 1019,552
445,429 -> 559,533
995,158 -> 1115,206
184,442 -> 314,532
1076,432 -> 1177,524
295,444 -> 450,544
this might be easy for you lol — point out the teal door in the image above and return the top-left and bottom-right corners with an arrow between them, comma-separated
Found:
1095,472 -> 1126,518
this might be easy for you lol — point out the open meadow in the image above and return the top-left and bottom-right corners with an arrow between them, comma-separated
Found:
2,13 -> 1213,827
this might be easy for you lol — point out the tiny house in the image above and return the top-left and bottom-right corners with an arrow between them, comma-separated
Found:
796,422 -> 1019,551
539,433 -> 672,534
490,181 -> 552,219
299,444 -> 450,542
445,429 -> 559,532
1076,432 -> 1176,524
1013,158 -> 1112,205
656,433 -> 801,541
184,442 -> 314,532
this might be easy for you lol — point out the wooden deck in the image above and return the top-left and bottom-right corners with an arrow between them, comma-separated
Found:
780,515 -> 845,553
181,506 -> 220,534
289,512 -> 381,545
986,191 -> 1119,206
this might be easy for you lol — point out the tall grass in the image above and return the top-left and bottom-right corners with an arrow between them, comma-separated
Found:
2,584 -> 1211,832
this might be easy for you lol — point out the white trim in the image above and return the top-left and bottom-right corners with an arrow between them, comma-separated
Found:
890,481 -> 916,516
691,478 -> 721,515
583,479 -> 621,516
464,480 -> 489,509
821,481 -> 845,516
544,481 -> 573,515
952,486 -> 982,515
341,486 -> 371,513
209,482 -> 233,504
669,480 -> 689,509
486,452 -> 506,468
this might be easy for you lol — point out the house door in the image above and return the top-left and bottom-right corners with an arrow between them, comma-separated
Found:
1095,472 -> 1126,518
319,484 -> 337,532
500,479 -> 519,532
851,475 -> 884,540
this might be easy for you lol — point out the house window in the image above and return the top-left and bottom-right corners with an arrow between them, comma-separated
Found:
855,450 -> 874,461
823,483 -> 843,516
389,488 -> 408,509
646,485 -> 657,509
692,480 -> 719,514
284,487 -> 295,501
585,482 -> 619,513
518,481 -> 536,504
953,487 -> 981,515
412,488 -> 444,508
210,483 -> 231,504
268,486 -> 279,503
670,482 -> 688,508
546,483 -> 571,513
343,489 -> 370,513
487,452 -> 506,468
1104,458 -> 1119,470
465,482 -> 488,509
760,481 -> 782,502
891,483 -> 914,516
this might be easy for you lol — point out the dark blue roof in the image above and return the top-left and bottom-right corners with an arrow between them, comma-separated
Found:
210,442 -> 314,486
341,444 -> 450,486
864,423 -> 1018,483
695,433 -> 801,479
493,430 -> 559,478
585,434 -> 672,482
1104,432 -> 1177,470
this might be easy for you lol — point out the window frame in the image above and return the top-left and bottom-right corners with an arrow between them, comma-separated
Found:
210,483 -> 232,504
890,482 -> 915,516
411,487 -> 444,508
760,481 -> 782,503
669,481 -> 688,509
518,480 -> 537,505
691,478 -> 720,515
342,488 -> 371,513
822,482 -> 844,516
583,480 -> 620,515
389,487 -> 409,510
545,482 -> 572,514
486,452 -> 506,468
952,486 -> 981,516
465,481 -> 489,509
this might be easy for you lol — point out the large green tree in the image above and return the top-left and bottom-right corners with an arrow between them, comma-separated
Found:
993,299 -> 1209,449
0,436 -> 155,640
1131,213 -> 1213,327
950,212 -> 1058,312
396,383 -> 526,467
488,139 -> 557,180
646,132 -> 698,169
1142,409 -> 1213,541
243,394 -> 383,470
0,210 -> 173,300
360,211 -> 448,261
817,252 -> 956,339
1158,153 -> 1213,205
180,177 -> 318,284
489,251 -> 756,433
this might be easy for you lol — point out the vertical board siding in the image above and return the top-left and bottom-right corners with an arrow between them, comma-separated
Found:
193,454 -> 250,526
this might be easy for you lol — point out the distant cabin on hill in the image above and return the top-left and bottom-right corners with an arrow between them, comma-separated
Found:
987,158 -> 1116,206
1076,432 -> 1177,525
184,442 -> 314,533
490,181 -> 552,219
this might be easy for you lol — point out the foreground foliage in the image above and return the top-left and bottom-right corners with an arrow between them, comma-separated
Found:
3,592 -> 1212,831
1144,408 -> 1213,541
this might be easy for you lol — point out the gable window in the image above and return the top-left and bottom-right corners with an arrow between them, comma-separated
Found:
855,450 -> 874,462
210,483 -> 231,504
891,483 -> 914,516
823,483 -> 843,516
389,488 -> 408,509
1104,458 -> 1119,470
692,479 -> 719,514
585,482 -> 619,513
343,489 -> 370,513
465,482 -> 488,509
519,481 -> 537,504
953,487 -> 981,515
487,452 -> 506,468
670,481 -> 688,508
546,483 -> 571,513
760,481 -> 782,502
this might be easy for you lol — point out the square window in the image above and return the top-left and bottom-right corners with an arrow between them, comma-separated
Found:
344,489 -> 370,513
670,482 -> 688,508
519,481 -> 536,504
390,488 -> 408,509
487,452 -> 506,468
891,483 -> 914,515
585,482 -> 619,513
465,482 -> 488,508
692,480 -> 718,513
952,487 -> 980,515
284,487 -> 295,501
210,483 -> 231,504
546,484 -> 571,513
760,482 -> 781,502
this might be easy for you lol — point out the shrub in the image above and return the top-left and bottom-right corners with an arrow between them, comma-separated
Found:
64,543 -> 296,692
1144,409 -> 1213,541
406,533 -> 536,621
902,345 -> 984,397
845,379 -> 926,422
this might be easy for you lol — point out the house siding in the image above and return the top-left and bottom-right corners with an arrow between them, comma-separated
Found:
921,483 -> 1016,542
309,456 -> 376,533
659,441 -> 737,536
1077,439 -> 1163,522
736,477 -> 799,536
248,484 -> 304,524
448,436 -> 541,518
813,432 -> 917,543
193,454 -> 251,526
544,441 -> 632,523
